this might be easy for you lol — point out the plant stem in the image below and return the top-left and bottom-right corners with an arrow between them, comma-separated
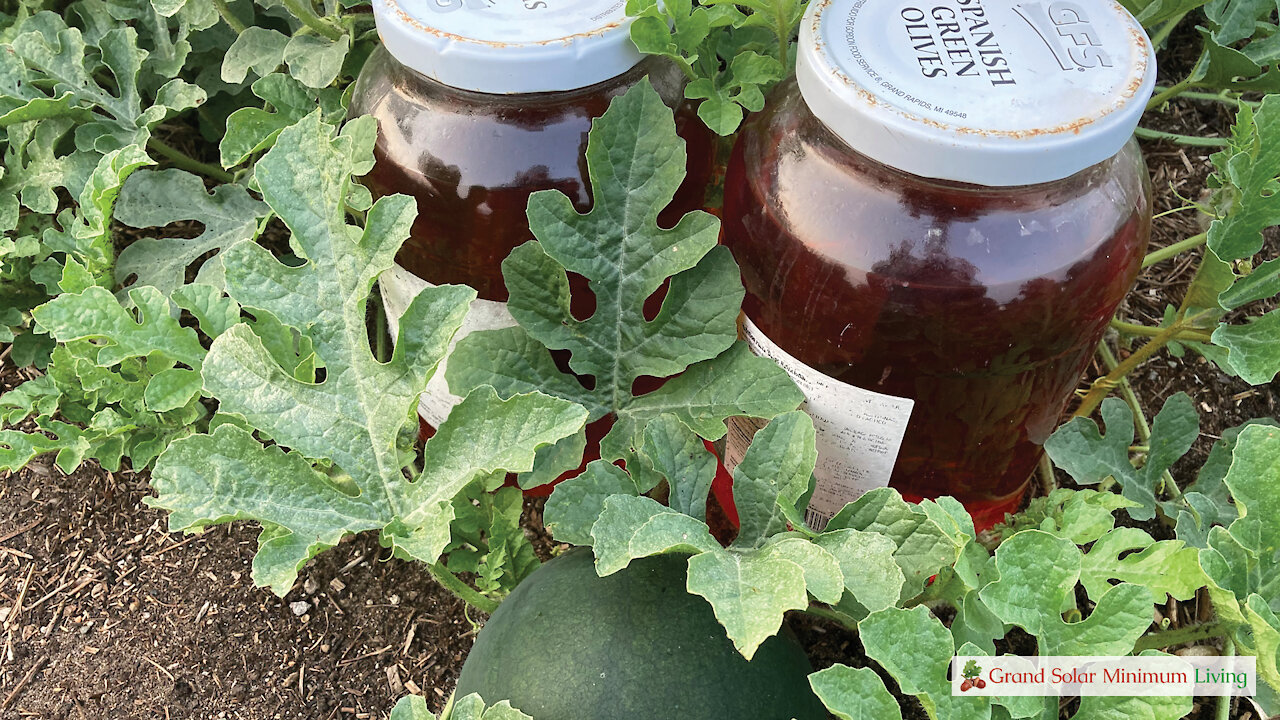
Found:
1106,339 -> 1186,509
1076,328 -> 1185,419
1132,621 -> 1226,652
440,692 -> 457,719
146,137 -> 235,183
774,14 -> 791,69
1149,11 -> 1188,49
1147,79 -> 1193,110
674,56 -> 699,82
1037,453 -> 1056,495
374,291 -> 389,362
1217,637 -> 1235,720
1110,319 -> 1214,344
1155,88 -> 1261,110
212,0 -> 246,33
1160,465 -> 1189,508
1098,343 -> 1152,441
801,605 -> 859,631
341,11 -> 377,36
255,211 -> 276,239
1152,204 -> 1198,220
1134,127 -> 1229,147
429,562 -> 499,615
1143,232 -> 1208,268
283,0 -> 344,41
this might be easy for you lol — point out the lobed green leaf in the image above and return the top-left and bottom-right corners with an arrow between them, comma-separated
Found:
980,531 -> 1153,656
149,112 -> 586,593
449,81 -> 801,477
686,546 -> 809,660
1045,394 -> 1199,521
114,169 -> 270,296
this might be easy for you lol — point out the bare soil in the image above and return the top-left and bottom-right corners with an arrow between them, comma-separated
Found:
0,397 -> 475,719
1,21 -> 1276,720
1120,26 -> 1279,481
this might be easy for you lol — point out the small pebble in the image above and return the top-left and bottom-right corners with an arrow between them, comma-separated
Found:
304,577 -> 320,595
289,601 -> 311,617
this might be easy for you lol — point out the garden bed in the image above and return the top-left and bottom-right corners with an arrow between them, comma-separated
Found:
1,112 -> 1274,720
1,7 -> 1278,720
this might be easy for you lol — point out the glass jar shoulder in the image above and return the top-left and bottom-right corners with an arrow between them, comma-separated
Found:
349,48 -> 687,194
735,81 -> 1152,292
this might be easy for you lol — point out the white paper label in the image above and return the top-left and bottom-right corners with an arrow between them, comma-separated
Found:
724,316 -> 915,531
379,264 -> 517,428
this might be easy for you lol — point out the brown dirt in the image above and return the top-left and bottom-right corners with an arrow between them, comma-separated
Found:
0,366 -> 478,720
1115,21 -> 1280,481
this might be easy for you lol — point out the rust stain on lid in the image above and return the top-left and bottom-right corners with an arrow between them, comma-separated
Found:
384,0 -> 623,48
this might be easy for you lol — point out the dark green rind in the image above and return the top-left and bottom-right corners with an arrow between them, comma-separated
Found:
455,548 -> 826,720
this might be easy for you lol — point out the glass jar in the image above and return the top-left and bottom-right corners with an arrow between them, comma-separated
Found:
351,1 -> 715,456
719,0 -> 1156,530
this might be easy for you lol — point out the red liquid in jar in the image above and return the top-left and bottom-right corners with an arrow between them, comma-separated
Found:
354,49 -> 715,302
720,81 -> 1151,530
351,49 -> 717,488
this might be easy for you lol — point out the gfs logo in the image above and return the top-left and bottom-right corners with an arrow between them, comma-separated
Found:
422,0 -> 548,10
422,0 -> 496,11
1014,2 -> 1115,70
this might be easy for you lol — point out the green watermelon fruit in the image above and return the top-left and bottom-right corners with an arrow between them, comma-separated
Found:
454,548 -> 826,720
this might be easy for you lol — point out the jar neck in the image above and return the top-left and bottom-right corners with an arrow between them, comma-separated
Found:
790,80 -> 1128,199
383,47 -> 675,102
377,48 -> 689,113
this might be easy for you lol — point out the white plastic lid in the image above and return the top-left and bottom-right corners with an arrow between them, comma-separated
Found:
372,0 -> 641,94
797,0 -> 1157,186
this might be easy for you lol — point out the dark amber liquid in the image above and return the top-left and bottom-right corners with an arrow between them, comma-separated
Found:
352,48 -> 715,302
351,49 -> 716,488
721,81 -> 1151,529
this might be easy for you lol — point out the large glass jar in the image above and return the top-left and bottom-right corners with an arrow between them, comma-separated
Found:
351,1 -> 715,459
719,0 -> 1156,530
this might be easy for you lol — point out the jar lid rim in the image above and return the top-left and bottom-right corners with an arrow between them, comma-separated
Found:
373,0 -> 643,93
796,0 -> 1157,186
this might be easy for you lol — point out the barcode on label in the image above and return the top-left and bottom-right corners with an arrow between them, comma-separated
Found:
804,507 -> 833,532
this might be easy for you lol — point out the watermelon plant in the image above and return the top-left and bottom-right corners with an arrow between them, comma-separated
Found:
1,1 -> 1279,718
452,548 -> 827,720
391,693 -> 533,720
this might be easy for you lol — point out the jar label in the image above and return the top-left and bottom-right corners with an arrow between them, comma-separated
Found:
380,264 -> 517,428
724,316 -> 915,531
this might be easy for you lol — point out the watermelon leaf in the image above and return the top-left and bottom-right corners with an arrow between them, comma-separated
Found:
114,168 -> 270,296
147,112 -> 587,594
980,531 -> 1154,656
1045,393 -> 1200,521
390,693 -> 533,720
809,665 -> 902,720
447,80 -> 801,490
